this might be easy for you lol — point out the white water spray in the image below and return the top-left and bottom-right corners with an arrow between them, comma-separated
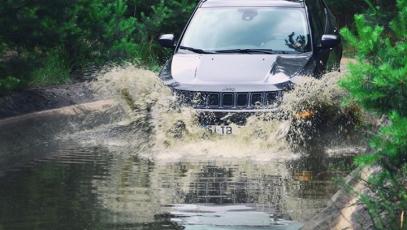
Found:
91,63 -> 366,161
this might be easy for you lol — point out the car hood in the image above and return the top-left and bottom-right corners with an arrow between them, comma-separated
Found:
164,52 -> 314,92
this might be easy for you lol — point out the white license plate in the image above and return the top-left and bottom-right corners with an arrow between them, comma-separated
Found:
205,125 -> 234,135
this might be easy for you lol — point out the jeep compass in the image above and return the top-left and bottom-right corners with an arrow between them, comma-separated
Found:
158,0 -> 342,114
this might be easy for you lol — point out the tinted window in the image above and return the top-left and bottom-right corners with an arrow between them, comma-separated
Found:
180,7 -> 311,53
308,1 -> 326,45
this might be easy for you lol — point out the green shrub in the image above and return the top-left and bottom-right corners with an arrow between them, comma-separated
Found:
0,0 -> 197,93
340,15 -> 407,115
132,0 -> 196,65
0,76 -> 21,93
340,0 -> 407,228
0,0 -> 140,92
30,50 -> 71,87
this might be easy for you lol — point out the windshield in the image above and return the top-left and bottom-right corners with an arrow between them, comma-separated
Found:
180,7 -> 311,53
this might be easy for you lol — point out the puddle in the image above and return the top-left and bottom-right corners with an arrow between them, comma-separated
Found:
0,64 -> 366,229
0,142 -> 353,230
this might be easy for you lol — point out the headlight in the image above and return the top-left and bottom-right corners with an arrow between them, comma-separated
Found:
159,60 -> 173,81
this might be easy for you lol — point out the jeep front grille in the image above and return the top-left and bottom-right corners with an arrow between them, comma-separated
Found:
177,91 -> 282,110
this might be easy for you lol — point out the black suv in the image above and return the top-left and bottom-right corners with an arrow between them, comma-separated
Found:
159,0 -> 342,113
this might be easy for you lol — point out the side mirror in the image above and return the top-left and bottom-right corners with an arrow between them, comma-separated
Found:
321,34 -> 340,49
159,34 -> 175,48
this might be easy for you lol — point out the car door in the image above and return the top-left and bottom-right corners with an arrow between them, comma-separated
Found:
308,0 -> 341,74
321,0 -> 342,71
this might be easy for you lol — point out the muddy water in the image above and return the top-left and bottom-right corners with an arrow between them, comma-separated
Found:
0,141 -> 353,230
0,65 -> 362,229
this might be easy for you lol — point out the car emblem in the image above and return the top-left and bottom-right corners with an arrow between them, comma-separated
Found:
222,87 -> 236,92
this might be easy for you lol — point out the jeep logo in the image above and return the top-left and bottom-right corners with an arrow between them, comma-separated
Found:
222,87 -> 236,92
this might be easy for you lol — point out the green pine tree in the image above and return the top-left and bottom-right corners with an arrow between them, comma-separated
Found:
340,0 -> 407,228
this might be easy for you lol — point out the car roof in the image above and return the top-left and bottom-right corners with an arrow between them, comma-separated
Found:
200,0 -> 305,8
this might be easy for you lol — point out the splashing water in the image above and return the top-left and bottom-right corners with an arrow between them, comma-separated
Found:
0,62 -> 368,230
282,70 -> 367,151
91,63 -> 365,161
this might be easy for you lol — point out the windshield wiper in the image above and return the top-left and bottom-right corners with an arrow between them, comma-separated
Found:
178,46 -> 215,54
179,47 -> 295,54
214,49 -> 292,54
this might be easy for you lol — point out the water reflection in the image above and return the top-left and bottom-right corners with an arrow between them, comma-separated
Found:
170,204 -> 301,230
0,144 -> 352,229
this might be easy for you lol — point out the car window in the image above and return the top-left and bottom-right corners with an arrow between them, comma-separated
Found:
308,1 -> 326,45
180,7 -> 311,53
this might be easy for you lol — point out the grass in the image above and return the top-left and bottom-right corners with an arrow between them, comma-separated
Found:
0,49 -> 72,93
30,51 -> 71,87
